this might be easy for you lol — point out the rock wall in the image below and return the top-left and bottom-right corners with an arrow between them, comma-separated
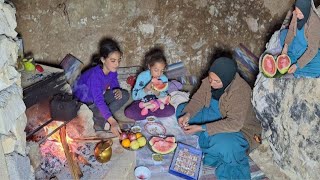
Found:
11,0 -> 294,76
252,74 -> 320,180
0,1 -> 34,179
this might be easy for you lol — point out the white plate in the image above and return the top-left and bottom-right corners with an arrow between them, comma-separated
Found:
144,122 -> 166,135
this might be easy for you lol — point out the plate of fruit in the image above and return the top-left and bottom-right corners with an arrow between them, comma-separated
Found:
119,131 -> 147,151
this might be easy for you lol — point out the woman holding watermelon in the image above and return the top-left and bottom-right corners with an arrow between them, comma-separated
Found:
124,48 -> 175,120
280,0 -> 320,78
176,57 -> 261,180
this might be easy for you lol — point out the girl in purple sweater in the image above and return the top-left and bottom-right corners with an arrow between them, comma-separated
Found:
73,38 -> 129,136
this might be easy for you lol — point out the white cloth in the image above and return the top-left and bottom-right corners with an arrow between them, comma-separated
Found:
169,91 -> 190,109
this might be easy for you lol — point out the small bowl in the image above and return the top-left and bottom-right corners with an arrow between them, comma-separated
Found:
131,125 -> 142,133
146,116 -> 157,122
134,166 -> 151,180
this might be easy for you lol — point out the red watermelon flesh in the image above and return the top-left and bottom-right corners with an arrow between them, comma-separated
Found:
149,137 -> 164,146
276,54 -> 291,74
262,54 -> 277,77
154,83 -> 168,91
151,78 -> 168,92
165,137 -> 176,143
151,141 -> 177,154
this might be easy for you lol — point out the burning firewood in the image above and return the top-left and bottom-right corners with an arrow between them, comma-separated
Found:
72,152 -> 92,168
60,126 -> 83,180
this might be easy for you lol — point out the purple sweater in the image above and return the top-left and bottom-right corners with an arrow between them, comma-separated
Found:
73,65 -> 120,120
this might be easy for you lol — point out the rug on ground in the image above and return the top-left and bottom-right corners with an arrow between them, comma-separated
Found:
135,115 -> 269,180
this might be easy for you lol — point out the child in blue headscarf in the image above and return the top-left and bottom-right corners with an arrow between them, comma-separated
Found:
176,57 -> 261,180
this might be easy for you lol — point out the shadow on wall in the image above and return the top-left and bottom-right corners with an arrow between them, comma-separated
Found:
189,48 -> 233,95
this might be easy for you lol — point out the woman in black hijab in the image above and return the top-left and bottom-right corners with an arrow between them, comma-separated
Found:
176,57 -> 261,179
280,0 -> 320,77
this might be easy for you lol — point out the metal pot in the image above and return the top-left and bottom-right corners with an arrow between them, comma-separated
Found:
94,139 -> 113,163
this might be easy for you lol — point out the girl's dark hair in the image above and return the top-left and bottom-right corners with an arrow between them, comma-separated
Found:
144,47 -> 168,69
92,38 -> 122,66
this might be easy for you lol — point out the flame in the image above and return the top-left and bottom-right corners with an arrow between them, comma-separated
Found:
44,122 -> 73,143
41,122 -> 75,156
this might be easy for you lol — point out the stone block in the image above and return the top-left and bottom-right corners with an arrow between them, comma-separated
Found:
5,152 -> 34,180
26,141 -> 42,170
0,2 -> 17,38
0,66 -> 20,91
0,140 -> 10,180
1,113 -> 27,155
1,135 -> 15,154
0,85 -> 26,135
11,113 -> 27,154
252,73 -> 320,179
66,104 -> 95,138
0,36 -> 18,70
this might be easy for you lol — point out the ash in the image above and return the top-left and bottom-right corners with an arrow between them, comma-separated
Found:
35,140 -> 115,179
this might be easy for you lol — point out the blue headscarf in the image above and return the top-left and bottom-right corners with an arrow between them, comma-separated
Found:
295,0 -> 311,30
209,57 -> 237,100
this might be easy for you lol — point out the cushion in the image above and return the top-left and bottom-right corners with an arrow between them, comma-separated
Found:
234,43 -> 259,86
60,54 -> 84,86
117,66 -> 142,91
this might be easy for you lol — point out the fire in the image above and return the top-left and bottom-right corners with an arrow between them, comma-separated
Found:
44,121 -> 73,144
40,122 -> 75,161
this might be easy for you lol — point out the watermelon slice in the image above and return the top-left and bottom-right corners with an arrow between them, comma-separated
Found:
165,137 -> 176,143
149,137 -> 164,146
151,78 -> 168,92
149,136 -> 177,154
261,54 -> 277,78
276,54 -> 291,74
151,141 -> 177,154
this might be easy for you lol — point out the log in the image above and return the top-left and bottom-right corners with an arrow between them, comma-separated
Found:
72,136 -> 117,143
60,126 -> 83,180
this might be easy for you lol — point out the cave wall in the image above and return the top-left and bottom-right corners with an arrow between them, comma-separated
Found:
12,0 -> 294,76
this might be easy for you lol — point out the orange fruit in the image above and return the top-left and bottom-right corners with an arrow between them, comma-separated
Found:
136,132 -> 142,139
121,139 -> 131,148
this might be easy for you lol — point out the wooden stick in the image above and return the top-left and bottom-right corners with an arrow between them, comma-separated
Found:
72,136 -> 117,143
60,126 -> 83,180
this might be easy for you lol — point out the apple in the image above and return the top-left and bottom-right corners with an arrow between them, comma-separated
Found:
128,133 -> 137,141
126,75 -> 136,87
130,140 -> 139,150
35,64 -> 44,72
119,132 -> 128,141
137,137 -> 146,147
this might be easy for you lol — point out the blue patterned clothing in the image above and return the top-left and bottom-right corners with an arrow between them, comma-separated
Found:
131,70 -> 169,100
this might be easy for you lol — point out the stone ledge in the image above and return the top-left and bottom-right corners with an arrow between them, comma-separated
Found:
252,73 -> 320,180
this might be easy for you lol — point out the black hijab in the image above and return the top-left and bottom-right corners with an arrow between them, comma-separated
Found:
209,57 -> 237,100
295,0 -> 311,30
